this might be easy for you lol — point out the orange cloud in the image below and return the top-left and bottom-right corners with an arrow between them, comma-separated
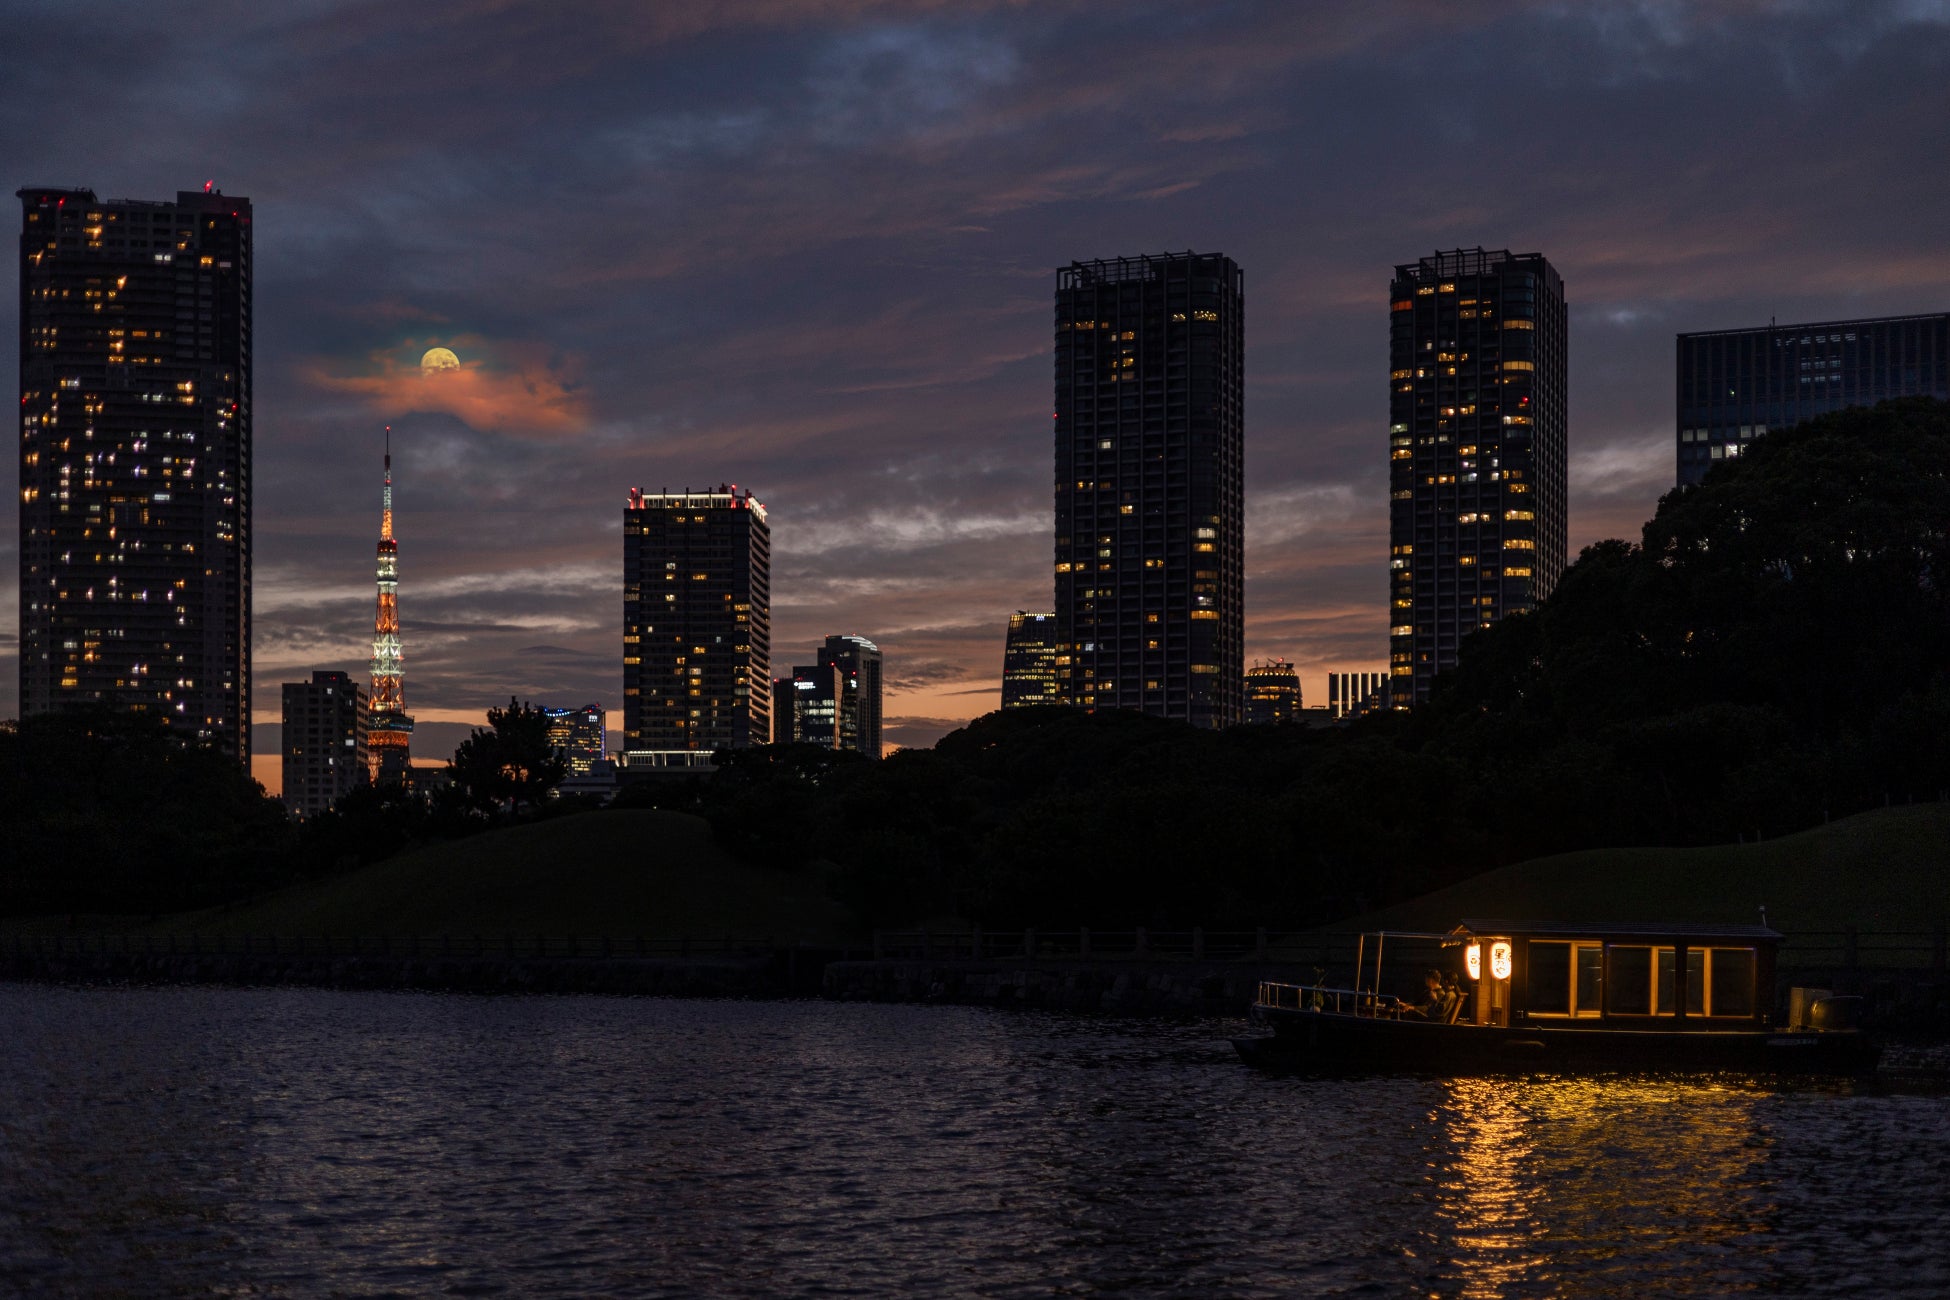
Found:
310,339 -> 587,436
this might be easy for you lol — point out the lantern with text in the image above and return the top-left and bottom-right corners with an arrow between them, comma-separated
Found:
1490,941 -> 1512,981
1465,942 -> 1482,981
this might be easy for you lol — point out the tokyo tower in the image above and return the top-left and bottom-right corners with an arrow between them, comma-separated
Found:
368,428 -> 415,784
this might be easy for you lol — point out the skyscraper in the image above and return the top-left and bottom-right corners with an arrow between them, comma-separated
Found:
1000,611 -> 1063,709
281,670 -> 368,818
1054,252 -> 1244,729
775,635 -> 882,757
17,185 -> 252,759
1242,659 -> 1300,726
1389,248 -> 1567,704
367,432 -> 413,785
622,485 -> 770,769
1676,313 -> 1948,486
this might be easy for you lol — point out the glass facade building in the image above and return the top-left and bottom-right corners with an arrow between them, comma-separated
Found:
542,704 -> 607,777
1676,313 -> 1949,486
1054,252 -> 1244,729
621,485 -> 770,767
774,636 -> 882,757
1000,611 -> 1064,709
1389,248 -> 1567,705
17,186 -> 252,759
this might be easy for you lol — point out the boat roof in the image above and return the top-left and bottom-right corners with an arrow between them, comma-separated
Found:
1456,918 -> 1782,941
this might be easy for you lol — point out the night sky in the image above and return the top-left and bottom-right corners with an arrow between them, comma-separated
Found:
3,1 -> 1947,792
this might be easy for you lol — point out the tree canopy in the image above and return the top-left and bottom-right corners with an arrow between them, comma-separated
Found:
683,398 -> 1950,929
448,698 -> 569,816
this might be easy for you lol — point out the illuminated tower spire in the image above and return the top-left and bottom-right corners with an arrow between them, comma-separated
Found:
368,427 -> 414,784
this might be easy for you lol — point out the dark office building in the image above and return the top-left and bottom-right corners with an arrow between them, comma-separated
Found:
1242,659 -> 1300,726
17,186 -> 252,759
1389,248 -> 1567,705
1054,252 -> 1244,729
1676,313 -> 1949,486
1000,610 -> 1064,709
773,663 -> 838,748
621,486 -> 770,769
774,635 -> 882,757
281,671 -> 367,818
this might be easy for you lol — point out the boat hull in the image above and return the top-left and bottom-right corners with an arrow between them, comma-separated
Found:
1236,1006 -> 1881,1075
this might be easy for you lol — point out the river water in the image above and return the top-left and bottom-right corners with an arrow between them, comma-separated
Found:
0,986 -> 1945,1298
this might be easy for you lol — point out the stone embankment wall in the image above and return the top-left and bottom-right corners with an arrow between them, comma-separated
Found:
822,958 -> 1303,1017
0,950 -> 790,998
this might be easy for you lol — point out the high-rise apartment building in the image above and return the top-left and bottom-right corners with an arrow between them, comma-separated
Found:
1054,252 -> 1244,729
1676,313 -> 1948,486
1000,611 -> 1064,709
281,671 -> 367,818
621,485 -> 770,769
17,186 -> 252,759
1242,659 -> 1300,726
774,635 -> 882,756
1389,249 -> 1567,704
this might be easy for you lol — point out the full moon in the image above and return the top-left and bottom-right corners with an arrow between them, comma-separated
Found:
420,346 -> 460,375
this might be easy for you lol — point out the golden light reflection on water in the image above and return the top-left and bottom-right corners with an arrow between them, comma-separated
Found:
1426,1076 -> 1775,1298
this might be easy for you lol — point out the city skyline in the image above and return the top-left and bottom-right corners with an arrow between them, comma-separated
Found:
4,3 -> 1949,793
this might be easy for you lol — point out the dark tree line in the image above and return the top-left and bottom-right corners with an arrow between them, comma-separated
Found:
691,398 -> 1950,928
0,708 -> 295,915
6,400 -> 1944,926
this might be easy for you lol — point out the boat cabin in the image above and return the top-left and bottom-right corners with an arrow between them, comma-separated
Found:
1441,919 -> 1780,1030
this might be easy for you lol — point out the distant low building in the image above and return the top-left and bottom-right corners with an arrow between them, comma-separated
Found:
282,671 -> 368,818
1001,612 -> 1064,709
1243,659 -> 1301,725
1328,672 -> 1391,719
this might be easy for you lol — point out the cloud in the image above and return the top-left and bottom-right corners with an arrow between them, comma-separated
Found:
883,658 -> 975,693
307,340 -> 586,435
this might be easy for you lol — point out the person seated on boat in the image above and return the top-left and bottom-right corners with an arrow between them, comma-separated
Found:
1438,972 -> 1464,1023
1403,970 -> 1448,1020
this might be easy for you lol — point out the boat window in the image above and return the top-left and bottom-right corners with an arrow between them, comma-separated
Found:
1528,941 -> 1604,1017
1575,944 -> 1603,1017
1685,947 -> 1757,1017
1529,942 -> 1570,1013
1606,946 -> 1678,1015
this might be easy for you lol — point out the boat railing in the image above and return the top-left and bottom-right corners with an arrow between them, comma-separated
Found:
1256,980 -> 1400,1018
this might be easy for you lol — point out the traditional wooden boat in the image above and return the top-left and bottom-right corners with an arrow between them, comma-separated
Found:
1234,919 -> 1879,1074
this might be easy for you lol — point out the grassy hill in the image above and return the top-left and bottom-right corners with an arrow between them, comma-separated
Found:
164,810 -> 860,942
1314,801 -> 1950,939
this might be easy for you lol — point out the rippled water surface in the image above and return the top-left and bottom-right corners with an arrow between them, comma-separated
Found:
2,986 -> 1947,1297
